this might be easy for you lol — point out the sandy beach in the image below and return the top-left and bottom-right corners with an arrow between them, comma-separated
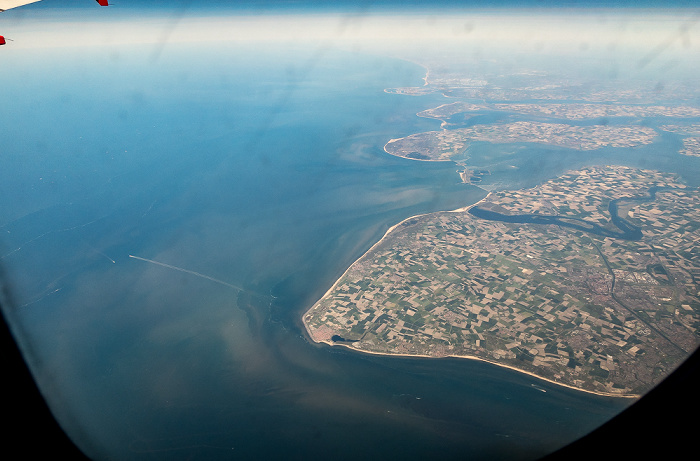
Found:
383,137 -> 454,162
301,189 -> 643,399
303,192 -> 492,328
319,339 -> 640,398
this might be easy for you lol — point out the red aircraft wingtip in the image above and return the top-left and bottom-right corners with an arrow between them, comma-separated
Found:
96,0 -> 109,6
0,36 -> 6,46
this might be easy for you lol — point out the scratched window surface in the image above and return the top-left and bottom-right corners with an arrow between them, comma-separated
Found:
1,1 -> 699,460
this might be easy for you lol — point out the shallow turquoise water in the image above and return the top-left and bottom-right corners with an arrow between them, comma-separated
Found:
1,42 -> 641,460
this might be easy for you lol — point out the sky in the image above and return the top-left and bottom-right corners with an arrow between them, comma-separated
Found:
8,0 -> 700,8
2,1 -> 699,54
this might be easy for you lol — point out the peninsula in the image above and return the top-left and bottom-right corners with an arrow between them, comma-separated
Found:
305,58 -> 700,397
303,166 -> 700,396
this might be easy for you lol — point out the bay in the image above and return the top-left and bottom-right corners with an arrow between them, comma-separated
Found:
1,43 -> 631,460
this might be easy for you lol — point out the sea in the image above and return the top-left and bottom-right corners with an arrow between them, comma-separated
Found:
1,39 -> 662,460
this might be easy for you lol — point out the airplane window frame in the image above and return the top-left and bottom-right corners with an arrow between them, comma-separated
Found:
1,2 -> 699,460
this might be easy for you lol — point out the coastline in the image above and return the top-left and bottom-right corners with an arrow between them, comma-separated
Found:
303,57 -> 650,399
399,58 -> 430,86
313,339 -> 640,399
302,191 -> 492,333
383,138 -> 454,162
301,189 -> 641,399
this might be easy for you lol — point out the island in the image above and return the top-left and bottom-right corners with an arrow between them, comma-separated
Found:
418,102 -> 700,122
661,124 -> 700,157
304,59 -> 700,397
384,122 -> 658,162
303,165 -> 700,396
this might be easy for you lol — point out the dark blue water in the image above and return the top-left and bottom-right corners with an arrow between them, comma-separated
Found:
1,43 -> 635,460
